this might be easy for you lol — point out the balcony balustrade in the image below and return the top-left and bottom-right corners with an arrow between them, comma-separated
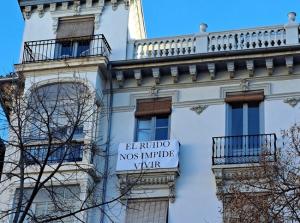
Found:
129,22 -> 298,59
212,134 -> 277,165
22,34 -> 111,63
25,143 -> 84,165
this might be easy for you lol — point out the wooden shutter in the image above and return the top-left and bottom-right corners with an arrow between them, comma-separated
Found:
126,199 -> 169,223
56,17 -> 94,39
135,98 -> 172,117
225,91 -> 264,103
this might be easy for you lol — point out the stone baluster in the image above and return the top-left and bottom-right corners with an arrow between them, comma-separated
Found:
151,42 -> 156,57
285,12 -> 299,45
161,41 -> 167,56
144,43 -> 150,58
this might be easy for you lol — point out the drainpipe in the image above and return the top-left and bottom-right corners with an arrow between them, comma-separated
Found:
100,63 -> 113,223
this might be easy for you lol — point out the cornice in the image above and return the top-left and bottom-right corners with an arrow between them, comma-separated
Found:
19,0 -> 132,19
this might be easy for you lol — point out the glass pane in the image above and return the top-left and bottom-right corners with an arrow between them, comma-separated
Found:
155,128 -> 168,140
156,116 -> 169,128
77,40 -> 90,56
231,103 -> 243,136
61,42 -> 73,57
137,118 -> 152,129
248,102 -> 260,135
137,129 -> 152,142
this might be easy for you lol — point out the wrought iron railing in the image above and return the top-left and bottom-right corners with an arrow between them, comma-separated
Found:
212,134 -> 277,165
22,34 -> 111,63
25,143 -> 84,165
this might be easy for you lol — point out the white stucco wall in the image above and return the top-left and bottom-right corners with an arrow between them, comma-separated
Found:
102,76 -> 300,223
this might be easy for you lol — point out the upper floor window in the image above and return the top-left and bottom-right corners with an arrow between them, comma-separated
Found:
226,91 -> 264,136
55,17 -> 94,58
135,98 -> 172,142
14,186 -> 80,222
125,199 -> 169,223
24,82 -> 91,165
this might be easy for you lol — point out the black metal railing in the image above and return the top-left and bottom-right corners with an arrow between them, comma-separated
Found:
22,34 -> 111,63
212,134 -> 277,165
25,143 -> 84,165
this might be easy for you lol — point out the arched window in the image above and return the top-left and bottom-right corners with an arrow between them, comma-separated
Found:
24,82 -> 92,165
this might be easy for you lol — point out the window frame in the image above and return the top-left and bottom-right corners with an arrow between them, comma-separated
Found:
125,198 -> 169,223
226,101 -> 264,136
135,115 -> 171,142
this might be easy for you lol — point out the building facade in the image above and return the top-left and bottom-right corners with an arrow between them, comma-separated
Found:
0,0 -> 300,222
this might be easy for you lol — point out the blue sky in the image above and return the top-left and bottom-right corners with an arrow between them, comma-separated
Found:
0,0 -> 299,74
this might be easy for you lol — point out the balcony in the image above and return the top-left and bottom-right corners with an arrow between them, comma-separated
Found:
25,143 -> 83,165
22,34 -> 111,63
212,134 -> 277,165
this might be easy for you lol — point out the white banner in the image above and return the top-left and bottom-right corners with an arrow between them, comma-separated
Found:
116,140 -> 180,171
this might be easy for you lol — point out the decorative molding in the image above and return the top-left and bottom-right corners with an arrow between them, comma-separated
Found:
134,69 -> 142,86
227,61 -> 235,79
170,66 -> 179,83
37,4 -> 44,18
130,90 -> 179,107
23,6 -> 32,20
246,60 -> 254,77
207,63 -> 216,80
116,71 -> 124,87
285,56 -> 294,74
62,2 -> 69,10
124,0 -> 130,9
149,86 -> 159,96
190,105 -> 208,115
240,79 -> 250,91
111,0 -> 118,10
50,3 -> 56,12
266,58 -> 274,76
117,169 -> 179,202
189,65 -> 197,82
284,97 -> 300,107
220,83 -> 272,98
73,0 -> 81,15
152,68 -> 160,84
86,0 -> 93,8
52,17 -> 59,34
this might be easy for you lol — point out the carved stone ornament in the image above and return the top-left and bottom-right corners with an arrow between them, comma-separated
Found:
190,105 -> 208,115
111,0 -> 118,10
124,0 -> 130,9
284,97 -> 300,107
23,6 -> 32,20
240,79 -> 250,91
73,0 -> 81,14
52,18 -> 59,34
117,170 -> 179,203
149,86 -> 159,96
37,5 -> 44,18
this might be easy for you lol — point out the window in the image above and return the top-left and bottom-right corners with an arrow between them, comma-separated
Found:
136,115 -> 169,141
135,98 -> 172,142
225,91 -> 264,163
13,186 -> 80,223
55,17 -> 94,58
126,199 -> 169,223
24,83 -> 88,165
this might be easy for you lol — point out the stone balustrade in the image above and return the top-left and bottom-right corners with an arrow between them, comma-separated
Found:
208,26 -> 286,52
129,12 -> 299,60
133,35 -> 196,59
